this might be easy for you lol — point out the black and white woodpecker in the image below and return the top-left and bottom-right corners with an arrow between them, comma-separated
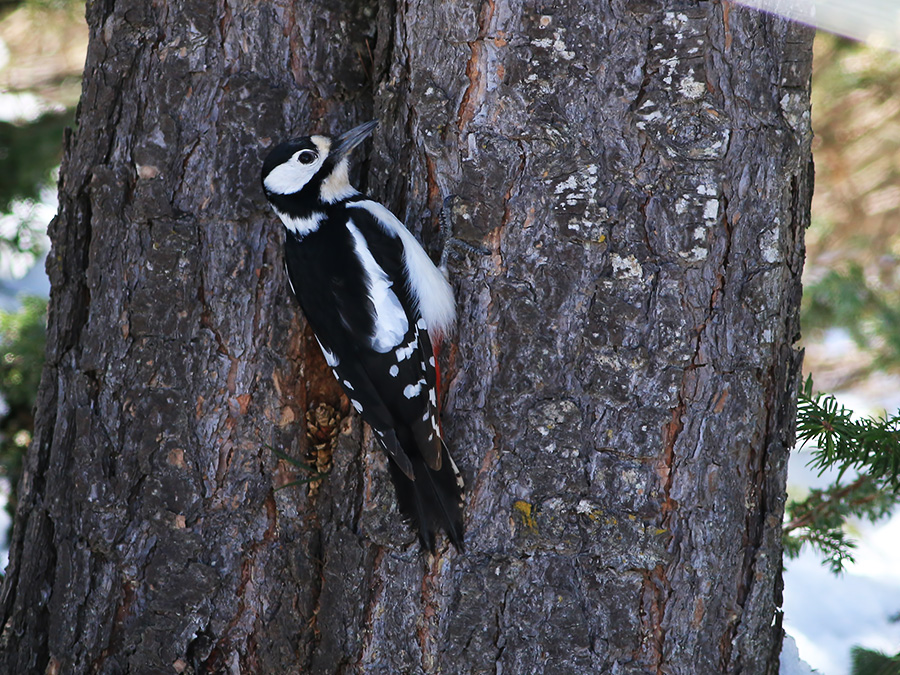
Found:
261,121 -> 464,552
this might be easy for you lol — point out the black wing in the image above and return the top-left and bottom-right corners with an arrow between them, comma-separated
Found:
282,206 -> 443,473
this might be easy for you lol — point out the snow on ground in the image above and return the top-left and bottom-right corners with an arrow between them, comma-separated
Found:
784,330 -> 900,674
781,634 -> 819,675
783,498 -> 900,674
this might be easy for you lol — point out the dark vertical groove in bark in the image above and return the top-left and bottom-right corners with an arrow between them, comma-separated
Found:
0,0 -> 811,672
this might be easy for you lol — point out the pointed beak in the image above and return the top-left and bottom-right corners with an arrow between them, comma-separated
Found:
332,120 -> 378,161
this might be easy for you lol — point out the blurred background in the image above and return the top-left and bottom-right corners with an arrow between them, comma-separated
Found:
784,33 -> 900,675
0,0 -> 83,572
0,2 -> 898,673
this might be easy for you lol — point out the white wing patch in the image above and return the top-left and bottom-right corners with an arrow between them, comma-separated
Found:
352,200 -> 456,340
346,219 -> 409,352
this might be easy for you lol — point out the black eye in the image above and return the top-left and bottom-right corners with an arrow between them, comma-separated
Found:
297,150 -> 317,165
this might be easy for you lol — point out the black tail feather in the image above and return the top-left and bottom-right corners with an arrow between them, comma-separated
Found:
386,440 -> 464,552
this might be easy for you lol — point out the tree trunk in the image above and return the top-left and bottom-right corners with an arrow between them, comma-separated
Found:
0,0 -> 813,673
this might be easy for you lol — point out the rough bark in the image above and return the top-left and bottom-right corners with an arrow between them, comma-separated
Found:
0,0 -> 812,673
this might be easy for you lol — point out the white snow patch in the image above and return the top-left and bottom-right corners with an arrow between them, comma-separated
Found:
779,634 -> 816,675
0,91 -> 63,123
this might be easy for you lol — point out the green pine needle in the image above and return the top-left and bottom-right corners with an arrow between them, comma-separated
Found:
265,445 -> 330,490
785,376 -> 900,573
797,374 -> 900,488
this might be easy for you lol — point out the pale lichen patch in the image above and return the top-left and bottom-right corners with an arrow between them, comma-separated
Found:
760,228 -> 781,263
611,253 -> 643,279
678,72 -> 706,99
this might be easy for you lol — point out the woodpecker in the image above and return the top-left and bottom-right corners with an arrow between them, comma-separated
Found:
261,120 -> 464,552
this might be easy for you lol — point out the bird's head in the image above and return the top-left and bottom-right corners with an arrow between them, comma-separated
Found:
261,120 -> 377,203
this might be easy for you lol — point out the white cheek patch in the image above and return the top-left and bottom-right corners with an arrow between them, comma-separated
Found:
264,155 -> 325,195
346,219 -> 409,353
264,136 -> 332,195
